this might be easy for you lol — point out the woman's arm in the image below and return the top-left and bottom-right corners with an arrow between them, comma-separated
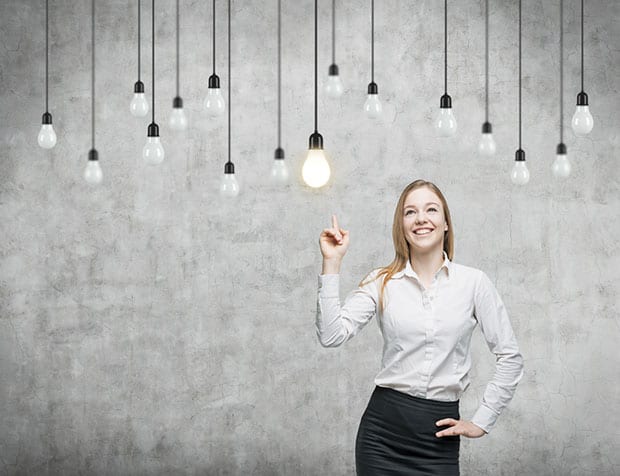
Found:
471,270 -> 525,434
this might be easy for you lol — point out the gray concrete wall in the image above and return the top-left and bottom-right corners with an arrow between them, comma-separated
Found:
1,0 -> 618,474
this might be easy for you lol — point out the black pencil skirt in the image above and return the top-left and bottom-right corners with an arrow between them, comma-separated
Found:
355,386 -> 461,476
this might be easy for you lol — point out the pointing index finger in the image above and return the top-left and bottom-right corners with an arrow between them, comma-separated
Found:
331,214 -> 339,230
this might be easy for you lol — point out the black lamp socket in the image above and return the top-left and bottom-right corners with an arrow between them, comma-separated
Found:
173,96 -> 183,108
147,123 -> 160,137
440,94 -> 452,109
224,162 -> 235,174
134,81 -> 145,93
576,91 -> 589,106
367,82 -> 378,95
88,149 -> 99,161
308,131 -> 324,150
208,74 -> 221,89
515,149 -> 526,162
328,64 -> 339,76
482,122 -> 493,134
556,143 -> 567,155
274,147 -> 285,160
42,112 -> 53,124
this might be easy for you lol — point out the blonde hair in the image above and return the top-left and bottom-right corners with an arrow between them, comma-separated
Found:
360,179 -> 454,312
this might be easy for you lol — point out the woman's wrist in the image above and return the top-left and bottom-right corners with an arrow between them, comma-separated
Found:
322,258 -> 342,274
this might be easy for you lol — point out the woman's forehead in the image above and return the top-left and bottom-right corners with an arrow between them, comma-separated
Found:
404,188 -> 441,206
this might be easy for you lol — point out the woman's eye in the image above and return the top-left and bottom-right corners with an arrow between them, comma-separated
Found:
429,207 -> 437,212
405,210 -> 415,215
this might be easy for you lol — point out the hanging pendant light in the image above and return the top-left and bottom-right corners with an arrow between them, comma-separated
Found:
553,0 -> 571,179
271,0 -> 289,185
143,0 -> 164,164
84,0 -> 102,185
325,0 -> 343,98
364,0 -> 381,119
130,0 -> 149,117
38,0 -> 57,149
435,0 -> 456,137
478,0 -> 496,156
571,0 -> 593,136
205,0 -> 226,117
169,0 -> 187,131
220,0 -> 239,197
511,0 -> 529,185
302,0 -> 331,188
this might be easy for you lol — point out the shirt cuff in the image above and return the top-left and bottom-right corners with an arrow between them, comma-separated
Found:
471,404 -> 498,434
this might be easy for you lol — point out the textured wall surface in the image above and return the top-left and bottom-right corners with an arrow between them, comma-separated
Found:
1,0 -> 619,474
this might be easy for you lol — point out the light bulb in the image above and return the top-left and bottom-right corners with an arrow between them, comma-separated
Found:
302,149 -> 330,188
326,64 -> 344,98
204,87 -> 225,117
510,150 -> 530,185
271,160 -> 289,185
130,93 -> 149,117
552,144 -> 571,179
364,94 -> 382,119
571,105 -> 593,136
38,124 -> 57,149
220,173 -> 240,197
84,150 -> 103,185
143,129 -> 164,165
478,122 -> 496,156
435,108 -> 457,137
169,106 -> 188,131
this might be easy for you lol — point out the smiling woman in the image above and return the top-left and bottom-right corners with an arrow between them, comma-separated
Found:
315,179 -> 524,475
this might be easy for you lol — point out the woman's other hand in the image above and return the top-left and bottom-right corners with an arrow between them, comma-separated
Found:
435,419 -> 487,439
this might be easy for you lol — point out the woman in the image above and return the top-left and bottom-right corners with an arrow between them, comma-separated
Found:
315,179 -> 524,475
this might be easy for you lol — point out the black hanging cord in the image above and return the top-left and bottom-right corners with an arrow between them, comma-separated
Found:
92,0 -> 95,149
518,0 -> 521,149
227,0 -> 231,164
580,0 -> 584,91
176,0 -> 179,97
152,0 -> 155,123
138,0 -> 141,81
444,0 -> 447,95
371,0 -> 374,83
277,0 -> 281,148
213,0 -> 216,75
314,0 -> 318,132
485,0 -> 489,122
560,0 -> 564,143
45,0 -> 49,112
331,0 -> 335,64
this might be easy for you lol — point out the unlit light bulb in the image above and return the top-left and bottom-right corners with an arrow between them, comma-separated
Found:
302,149 -> 330,188
571,105 -> 593,136
204,88 -> 225,117
130,93 -> 149,117
552,144 -> 571,179
220,173 -> 240,197
169,97 -> 188,131
84,150 -> 102,185
38,124 -> 57,149
510,150 -> 530,185
143,136 -> 164,165
325,64 -> 344,98
364,94 -> 382,119
435,108 -> 457,137
478,123 -> 496,156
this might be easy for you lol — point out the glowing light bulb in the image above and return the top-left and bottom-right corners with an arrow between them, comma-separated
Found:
169,97 -> 187,131
84,149 -> 103,185
478,122 -> 496,156
130,81 -> 149,117
270,148 -> 289,185
325,64 -> 344,98
510,150 -> 530,185
552,144 -> 571,179
143,124 -> 164,165
302,149 -> 330,188
204,75 -> 225,117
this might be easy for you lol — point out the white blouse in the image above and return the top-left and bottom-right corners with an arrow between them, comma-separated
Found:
315,251 -> 524,434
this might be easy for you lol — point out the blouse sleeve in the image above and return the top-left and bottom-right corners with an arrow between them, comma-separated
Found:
471,270 -> 525,434
315,270 -> 380,347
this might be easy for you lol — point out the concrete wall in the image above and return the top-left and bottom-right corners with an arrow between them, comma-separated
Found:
1,0 -> 618,474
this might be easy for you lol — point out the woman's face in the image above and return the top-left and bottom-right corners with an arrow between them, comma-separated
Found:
402,187 -> 448,254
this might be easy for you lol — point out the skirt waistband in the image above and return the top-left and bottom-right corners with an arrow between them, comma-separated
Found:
373,385 -> 459,409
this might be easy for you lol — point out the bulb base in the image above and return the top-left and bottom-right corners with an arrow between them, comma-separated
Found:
556,143 -> 567,155
367,82 -> 378,95
134,80 -> 145,93
328,64 -> 339,76
482,121 -> 492,133
274,147 -> 285,160
515,149 -> 526,162
147,123 -> 160,137
208,74 -> 221,89
42,112 -> 53,124
440,94 -> 452,109
224,162 -> 235,174
88,148 -> 99,161
576,91 -> 589,106
173,96 -> 183,108
308,131 -> 324,150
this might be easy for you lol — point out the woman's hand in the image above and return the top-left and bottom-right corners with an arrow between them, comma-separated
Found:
319,214 -> 349,261
435,419 -> 487,439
